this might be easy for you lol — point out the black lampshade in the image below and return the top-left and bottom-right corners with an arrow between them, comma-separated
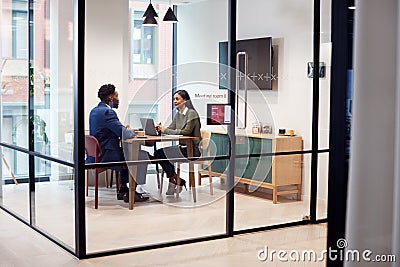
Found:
163,7 -> 178,22
143,1 -> 158,18
143,14 -> 158,26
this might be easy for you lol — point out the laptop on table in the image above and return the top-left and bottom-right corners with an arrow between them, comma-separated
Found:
140,118 -> 182,138
140,118 -> 159,136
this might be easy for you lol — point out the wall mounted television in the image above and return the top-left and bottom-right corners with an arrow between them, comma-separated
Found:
219,37 -> 273,90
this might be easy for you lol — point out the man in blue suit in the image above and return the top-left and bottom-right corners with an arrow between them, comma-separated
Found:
89,84 -> 149,202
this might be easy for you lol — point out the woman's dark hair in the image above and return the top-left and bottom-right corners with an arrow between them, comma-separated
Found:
175,89 -> 200,127
98,84 -> 115,101
174,90 -> 195,110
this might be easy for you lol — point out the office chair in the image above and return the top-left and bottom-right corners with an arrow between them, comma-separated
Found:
85,135 -> 119,209
176,130 -> 214,198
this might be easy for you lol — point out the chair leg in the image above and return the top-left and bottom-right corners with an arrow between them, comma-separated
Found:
177,163 -> 181,183
198,165 -> 202,186
198,172 -> 202,187
95,168 -> 99,209
190,170 -> 196,202
208,163 -> 213,196
198,176 -> 202,185
156,163 -> 161,190
86,170 -> 89,197
176,167 -> 181,198
159,169 -> 164,194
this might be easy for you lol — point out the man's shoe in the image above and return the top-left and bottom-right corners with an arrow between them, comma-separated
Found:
139,190 -> 151,197
123,191 -> 149,203
117,192 -> 124,200
135,192 -> 150,202
117,187 -> 128,200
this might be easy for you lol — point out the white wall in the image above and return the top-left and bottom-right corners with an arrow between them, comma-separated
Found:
177,0 -> 331,201
174,1 -> 230,133
85,0 -> 129,130
81,0 -> 331,202
346,0 -> 399,265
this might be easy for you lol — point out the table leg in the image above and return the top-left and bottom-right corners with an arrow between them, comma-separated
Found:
186,140 -> 196,202
125,142 -> 140,210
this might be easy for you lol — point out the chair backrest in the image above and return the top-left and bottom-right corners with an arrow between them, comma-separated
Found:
85,135 -> 102,163
199,130 -> 211,152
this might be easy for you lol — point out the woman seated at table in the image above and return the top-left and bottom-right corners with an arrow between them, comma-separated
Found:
154,90 -> 201,195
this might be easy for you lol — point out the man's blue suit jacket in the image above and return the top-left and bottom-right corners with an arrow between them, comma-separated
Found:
88,102 -> 134,163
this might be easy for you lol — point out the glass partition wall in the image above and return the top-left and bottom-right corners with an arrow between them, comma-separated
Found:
233,0 -> 330,230
0,0 -> 331,258
84,0 -> 229,254
0,0 -> 75,252
235,0 -> 314,228
0,0 -> 30,221
316,0 -> 332,220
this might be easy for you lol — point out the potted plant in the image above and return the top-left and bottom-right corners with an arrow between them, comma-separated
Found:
12,115 -> 49,147
30,115 -> 49,145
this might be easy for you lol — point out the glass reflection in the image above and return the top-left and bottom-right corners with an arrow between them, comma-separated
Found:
235,153 -> 311,230
0,148 -> 29,220
34,159 -> 75,250
85,0 -> 228,253
317,152 -> 328,220
1,0 -> 29,220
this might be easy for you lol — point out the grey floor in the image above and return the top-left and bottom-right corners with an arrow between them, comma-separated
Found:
0,208 -> 327,266
0,174 -> 328,266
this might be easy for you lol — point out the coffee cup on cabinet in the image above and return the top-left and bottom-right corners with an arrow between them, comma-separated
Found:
286,129 -> 295,136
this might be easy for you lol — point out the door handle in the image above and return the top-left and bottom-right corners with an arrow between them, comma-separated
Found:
236,51 -> 248,129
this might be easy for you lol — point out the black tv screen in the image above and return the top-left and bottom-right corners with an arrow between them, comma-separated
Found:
219,37 -> 273,90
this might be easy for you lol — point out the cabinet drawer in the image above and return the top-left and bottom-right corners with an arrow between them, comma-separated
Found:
272,136 -> 303,186
249,137 -> 272,183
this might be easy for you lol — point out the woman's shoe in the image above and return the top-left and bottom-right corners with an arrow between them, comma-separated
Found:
176,179 -> 187,194
165,182 -> 176,195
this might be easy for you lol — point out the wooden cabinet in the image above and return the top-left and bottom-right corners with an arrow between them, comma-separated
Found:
271,136 -> 303,203
208,132 -> 302,203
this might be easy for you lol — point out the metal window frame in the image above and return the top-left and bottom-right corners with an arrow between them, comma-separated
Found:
326,1 -> 351,266
0,0 -> 351,260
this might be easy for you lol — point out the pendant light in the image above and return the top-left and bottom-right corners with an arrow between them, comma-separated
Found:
163,1 -> 178,23
143,0 -> 158,26
143,14 -> 158,26
143,0 -> 158,19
